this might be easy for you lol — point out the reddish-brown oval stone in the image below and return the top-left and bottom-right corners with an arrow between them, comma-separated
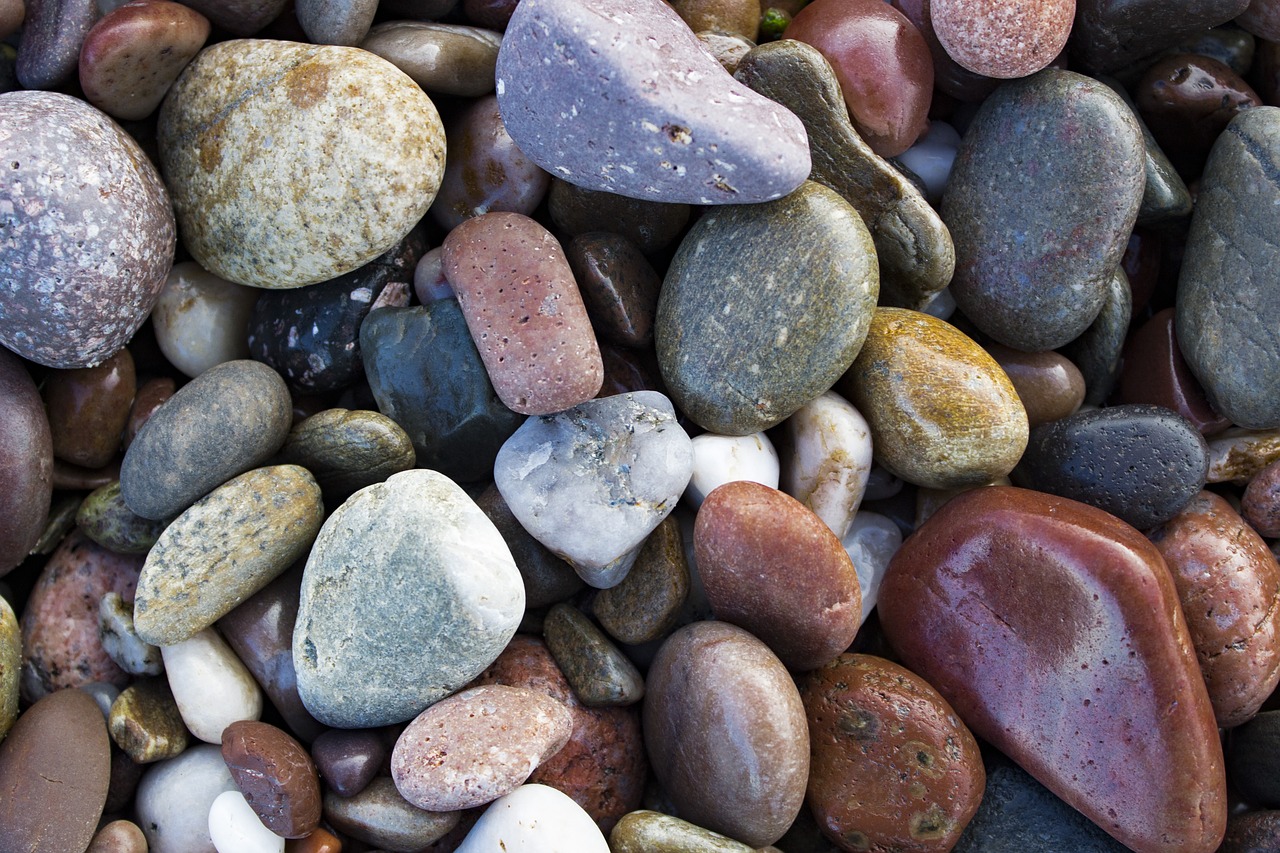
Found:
985,342 -> 1085,428
801,653 -> 985,852
43,347 -> 136,469
0,348 -> 53,576
1147,491 -> 1280,729
785,0 -> 933,157
221,719 -> 322,839
1118,308 -> 1232,436
878,486 -> 1227,853
123,376 -> 176,451
694,481 -> 860,672
1243,459 -> 1280,538
931,0 -> 1072,79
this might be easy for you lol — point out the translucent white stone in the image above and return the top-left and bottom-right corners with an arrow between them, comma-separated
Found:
209,791 -> 285,853
162,627 -> 262,743
841,512 -> 902,624
685,431 -> 779,509
456,784 -> 609,852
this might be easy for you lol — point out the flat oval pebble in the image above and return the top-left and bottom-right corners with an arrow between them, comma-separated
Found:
15,0 -> 94,89
565,232 -> 660,349
1063,266 -> 1132,407
543,603 -> 644,706
135,744 -> 238,853
278,409 -> 416,505
0,349 -> 53,574
163,627 -> 263,744
932,0 -> 1072,78
44,347 -> 136,469
109,677 -> 189,764
222,720 -> 321,838
158,39 -> 445,289
878,486 -> 1227,853
495,0 -> 809,204
1244,458 -> 1280,537
152,262 -> 259,378
455,784 -> 609,852
656,181 -> 878,435
645,621 -> 809,847
779,390 -> 872,538
0,91 -> 176,368
208,790 -> 284,853
295,0 -> 375,44
323,777 -> 460,852
361,22 -> 501,96
609,811 -> 756,853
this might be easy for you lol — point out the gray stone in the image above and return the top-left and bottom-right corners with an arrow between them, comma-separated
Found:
278,408 -> 416,506
177,0 -> 286,34
494,0 -> 809,205
1097,75 -> 1192,226
296,0 -> 377,45
324,778 -> 460,852
99,592 -> 163,676
1062,266 -> 1132,407
294,470 -> 524,728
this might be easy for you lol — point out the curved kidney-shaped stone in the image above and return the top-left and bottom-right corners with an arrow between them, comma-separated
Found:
1070,0 -> 1249,73
877,486 -> 1227,853
0,349 -> 52,575
222,720 -> 322,838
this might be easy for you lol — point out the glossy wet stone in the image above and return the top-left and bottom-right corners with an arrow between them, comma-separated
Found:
932,0 -> 1071,78
592,517 -> 688,645
124,376 -> 175,450
1062,266 -> 1132,407
222,720 -> 322,838
1070,0 -> 1250,72
164,627 -> 263,744
0,349 -> 53,575
686,432 -> 780,509
323,777 -> 460,852
151,262 -> 258,378
15,0 -> 94,88
311,727 -> 386,797
1244,459 -> 1280,537
609,811 -> 756,853
44,347 -> 136,469
109,677 -> 189,764
543,604 -> 644,706
0,91 -> 176,369
734,39 -> 953,310
136,744 -> 238,853
985,342 -> 1085,428
565,232 -> 661,348
778,391 -> 872,539
878,486 -> 1227,853
361,22 -> 501,96
98,591 -> 163,676
278,409 -> 415,505
547,180 -> 691,254
208,790 -> 284,853
88,820 -> 149,853
1118,309 -> 1230,435
942,69 -> 1144,351
1208,429 -> 1280,484
475,485 -> 584,610
1097,75 -> 1194,226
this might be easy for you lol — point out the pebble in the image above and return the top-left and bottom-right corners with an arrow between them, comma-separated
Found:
493,391 -> 693,588
87,820 -> 149,853
15,0 -> 95,88
136,744 -> 238,853
890,0 -> 1000,103
897,120 -> 961,203
124,377 -> 175,450
1062,266 -> 1132,407
878,486 -> 1227,853
222,720 -> 322,838
1229,711 -> 1280,805
475,485 -> 584,609
151,262 -> 258,378
178,0 -> 285,35
931,0 -> 1072,78
44,347 -> 136,469
1070,0 -> 1250,72
1210,429 -> 1280,484
163,627 -> 263,744
0,0 -> 21,38
1244,459 -> 1280,537
0,597 -> 16,739
286,827 -> 341,853
109,676 -> 189,763
294,469 -> 523,728
985,342 -> 1085,428
543,603 -> 645,706
1097,75 -> 1194,226
686,432 -> 780,509
99,591 -> 163,676
494,0 -> 809,204
1119,308 -> 1231,435
296,0 -> 376,44
78,481 -> 166,555
157,40 -> 445,289
0,91 -> 176,369
361,22 -> 502,96
323,777 -> 460,851
311,727 -> 386,797
208,790 -> 285,853
841,511 -> 903,623
547,180 -> 691,254
779,391 -> 873,538
0,349 -> 53,574
278,409 -> 416,505
565,232 -> 661,348
609,811 -> 756,853
455,784 -> 609,852
592,517 -> 689,645
670,0 -> 759,39
1240,0 -> 1280,40
656,181 -> 878,435
1221,810 -> 1280,853
644,621 -> 809,847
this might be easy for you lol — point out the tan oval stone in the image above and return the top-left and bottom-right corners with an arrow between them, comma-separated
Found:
985,342 -> 1085,428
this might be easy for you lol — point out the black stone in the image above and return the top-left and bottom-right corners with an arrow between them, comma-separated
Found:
1228,711 -> 1280,807
1070,0 -> 1249,73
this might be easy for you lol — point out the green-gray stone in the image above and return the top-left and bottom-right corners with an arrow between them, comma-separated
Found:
735,39 -> 953,310
594,516 -> 689,645
77,481 -> 167,555
1062,267 -> 1132,406
30,493 -> 82,555
1098,76 -> 1192,226
543,603 -> 644,707
278,408 -> 416,505
610,810 -> 757,853
108,678 -> 189,764
655,180 -> 879,435
475,484 -> 584,610
133,465 -> 324,646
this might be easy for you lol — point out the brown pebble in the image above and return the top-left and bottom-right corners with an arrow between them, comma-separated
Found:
285,826 -> 343,853
222,719 -> 323,838
0,347 -> 53,576
1243,459 -> 1280,538
44,347 -> 136,469
310,726 -> 387,798
565,232 -> 662,349
669,0 -> 760,40
984,342 -> 1084,428
0,0 -> 22,39
87,819 -> 148,853
1220,809 -> 1280,853
1118,308 -> 1231,435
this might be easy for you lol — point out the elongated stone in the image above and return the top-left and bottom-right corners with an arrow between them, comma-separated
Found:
1071,0 -> 1250,73
277,409 -> 416,505
543,604 -> 645,706
163,628 -> 262,744
324,777 -> 460,851
779,390 -> 873,538
1063,266 -> 1131,406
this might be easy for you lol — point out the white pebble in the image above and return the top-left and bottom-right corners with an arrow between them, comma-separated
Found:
841,512 -> 903,624
152,262 -> 260,378
209,790 -> 286,853
896,120 -> 961,202
779,391 -> 872,537
163,627 -> 262,743
136,744 -> 238,853
456,784 -> 609,853
685,431 -> 779,508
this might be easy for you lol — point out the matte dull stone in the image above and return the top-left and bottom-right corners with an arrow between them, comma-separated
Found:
496,0 -> 810,204
361,22 -> 501,96
985,342 -> 1085,428
0,598 -> 17,740
0,0 -> 21,38
1070,0 -> 1250,72
158,40 -> 445,289
1119,309 -> 1231,435
878,486 -> 1227,853
734,39 -> 954,311
0,349 -> 53,575
1097,75 -> 1194,225
547,179 -> 691,255
163,627 -> 263,745
566,233 -> 661,348
543,604 -> 645,706
943,69 -> 1144,351
121,359 -> 293,521
53,459 -> 120,492
610,811 -> 757,852
15,0 -> 94,88
0,689 -> 110,853
109,677 -> 189,764
135,744 -> 237,853
1244,459 -> 1280,537
323,777 -> 460,852
463,0 -> 515,28
311,727 -> 386,798
657,181 -> 878,435
933,0 -> 1070,79
278,409 -> 416,505
0,92 -> 176,369
1012,403 -> 1209,529
88,820 -> 149,853
1221,810 -> 1280,853
801,654 -> 985,852
838,308 -> 1029,490
670,0 -> 759,39
1062,266 -> 1132,406
296,0 -> 376,44
645,621 -> 809,847
361,303 -> 521,483
889,0 -> 1000,102
1178,107 -> 1280,429
698,30 -> 754,74
222,720 -> 322,838
98,591 -> 163,676
44,347 -> 136,469
1239,0 -> 1280,39
475,485 -> 584,609
1228,711 -> 1280,805
593,515 -> 689,645
78,482 -> 164,555
104,749 -> 143,817
456,784 -> 608,851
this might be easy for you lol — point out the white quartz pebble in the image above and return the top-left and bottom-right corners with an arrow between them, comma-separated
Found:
137,744 -> 238,853
780,391 -> 872,538
841,512 -> 903,624
685,431 -> 779,509
152,262 -> 260,378
896,120 -> 961,202
456,784 -> 609,853
209,790 -> 286,853
162,627 -> 262,743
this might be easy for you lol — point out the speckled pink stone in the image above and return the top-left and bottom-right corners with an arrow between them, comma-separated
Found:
932,0 -> 1074,79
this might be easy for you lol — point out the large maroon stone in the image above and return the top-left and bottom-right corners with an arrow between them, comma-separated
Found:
0,349 -> 52,576
878,486 -> 1227,853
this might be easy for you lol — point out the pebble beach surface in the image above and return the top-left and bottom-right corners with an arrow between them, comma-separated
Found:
5,0 -> 1280,851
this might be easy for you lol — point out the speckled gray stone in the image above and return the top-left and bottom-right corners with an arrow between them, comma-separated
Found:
1177,107 -> 1280,429
1097,76 -> 1192,226
494,0 -> 810,205
1062,266 -> 1131,407
294,469 -> 524,728
120,360 -> 293,521
296,0 -> 377,45
0,91 -> 176,369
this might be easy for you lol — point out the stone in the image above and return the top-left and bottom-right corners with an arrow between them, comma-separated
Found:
0,689 -> 110,853
136,744 -> 239,853
841,511 -> 902,624
1209,429 -> 1280,484
877,486 -> 1228,853
361,22 -> 502,96
105,749 -> 144,818
890,0 -> 1001,102
475,485 -> 584,609
14,0 -> 94,88
593,516 -> 689,645
109,677 -> 189,763
897,119 -> 961,203
838,308 -> 1028,490
0,91 -> 176,368
656,181 -> 878,435
644,621 -> 809,847
1228,711 -> 1280,805
686,432 -> 781,509
455,784 -> 609,852
464,0 -> 516,28
121,359 -> 293,520
543,604 -> 644,706
99,591 -> 163,676
208,791 -> 284,853
278,409 -> 416,505
163,627 -> 263,744
778,390 -> 873,538
158,40 -> 445,289
565,232 -> 661,348
222,720 -> 322,838
1220,810 -> 1280,853
493,392 -> 693,588
0,349 -> 53,574
1070,0 -> 1249,72
671,0 -> 759,39
1244,459 -> 1280,537
178,0 -> 285,34
284,828 -> 341,853
932,0 -> 1072,78
296,0 -> 376,44
152,262 -> 258,378
88,820 -> 149,853
0,0 -> 19,38
323,777 -> 460,852
609,811 -> 757,852
547,180 -> 690,254
1011,403 -> 1209,530
494,0 -> 809,204
294,469 -> 524,728
1096,75 -> 1194,226
311,727 -> 386,797
1063,266 -> 1132,407
1118,308 -> 1230,435
124,377 -> 175,450
78,482 -> 166,555
801,654 -> 985,852
0,598 -> 16,740
734,39 -> 953,310
44,347 -> 136,469
984,343 -> 1085,429
1178,107 -> 1280,429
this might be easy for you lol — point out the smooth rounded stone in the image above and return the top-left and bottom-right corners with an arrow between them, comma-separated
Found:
99,591 -> 163,676
413,248 -> 452,303
21,530 -> 141,702
88,820 -> 149,853
361,22 -> 501,96
475,485 -> 584,610
1071,0 -> 1250,72
565,232 -> 661,349
137,744 -> 238,853
121,360 -> 292,521
932,0 -> 1072,78
841,512 -> 902,624
547,180 -> 691,254
14,0 -> 94,88
361,302 -> 522,483
1221,810 -> 1280,853
1245,459 -> 1280,536
984,342 -> 1085,428
1148,491 -> 1280,728
163,627 -> 263,744
44,348 -> 136,469
295,469 -> 523,728
671,0 -> 759,39
0,688 -> 110,853
657,181 -> 878,435
31,494 -> 86,557
1011,404 -> 1209,529
109,677 -> 189,764
1211,429 -> 1280,484
0,597 -> 17,740
609,811 -> 756,853
222,720 -> 322,838
493,392 -> 693,588
278,409 -> 415,506
496,0 -> 808,204
942,70 -> 1144,351
0,0 -> 21,38
311,727 -> 386,797
286,827 -> 342,853
464,0 -> 515,28
324,777 -> 460,852
889,0 -> 1001,103
1096,74 -> 1194,225
802,654 -> 984,852
1241,0 -> 1280,38
598,341 -> 668,398
878,486 -> 1228,853
733,40 -> 951,311
1119,308 -> 1230,435
151,263 -> 258,378
838,308 -> 1029,490
79,681 -> 120,721
543,604 -> 644,706
686,432 -> 780,509
779,391 -> 872,538
0,349 -> 53,575
177,0 -> 284,34
0,92 -> 175,368
1062,266 -> 1132,407
78,0 -> 210,120
125,376 -> 175,450
78,482 -> 165,555
593,517 -> 688,645
158,40 -> 445,290
456,784 -> 609,852
1178,108 -> 1280,429
697,30 -> 755,74
296,0 -> 376,44
209,790 -> 284,853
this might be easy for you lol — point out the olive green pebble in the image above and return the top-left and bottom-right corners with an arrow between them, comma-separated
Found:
543,604 -> 645,707
593,516 -> 689,645
77,482 -> 167,555
610,810 -> 758,852
108,678 -> 190,764
0,597 -> 18,741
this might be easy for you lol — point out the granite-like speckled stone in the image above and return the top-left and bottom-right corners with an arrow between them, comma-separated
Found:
543,604 -> 644,706
0,91 -> 176,368
158,39 -> 446,289
278,409 -> 416,505
932,0 -> 1072,78
15,0 -> 95,89
109,677 -> 190,763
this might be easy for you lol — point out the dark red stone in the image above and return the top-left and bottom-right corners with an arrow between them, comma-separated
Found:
1243,459 -> 1280,538
43,347 -> 136,469
0,348 -> 53,576
222,720 -> 322,838
1118,309 -> 1231,436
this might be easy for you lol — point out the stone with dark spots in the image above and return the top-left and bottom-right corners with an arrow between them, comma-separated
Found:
0,349 -> 53,576
547,179 -> 691,255
108,677 -> 189,764
222,720 -> 322,838
311,727 -> 387,798
565,232 -> 661,348
1061,266 -> 1131,406
1118,309 -> 1231,435
1070,0 -> 1250,73
15,0 -> 96,88
277,408 -> 416,505
43,347 -> 136,470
